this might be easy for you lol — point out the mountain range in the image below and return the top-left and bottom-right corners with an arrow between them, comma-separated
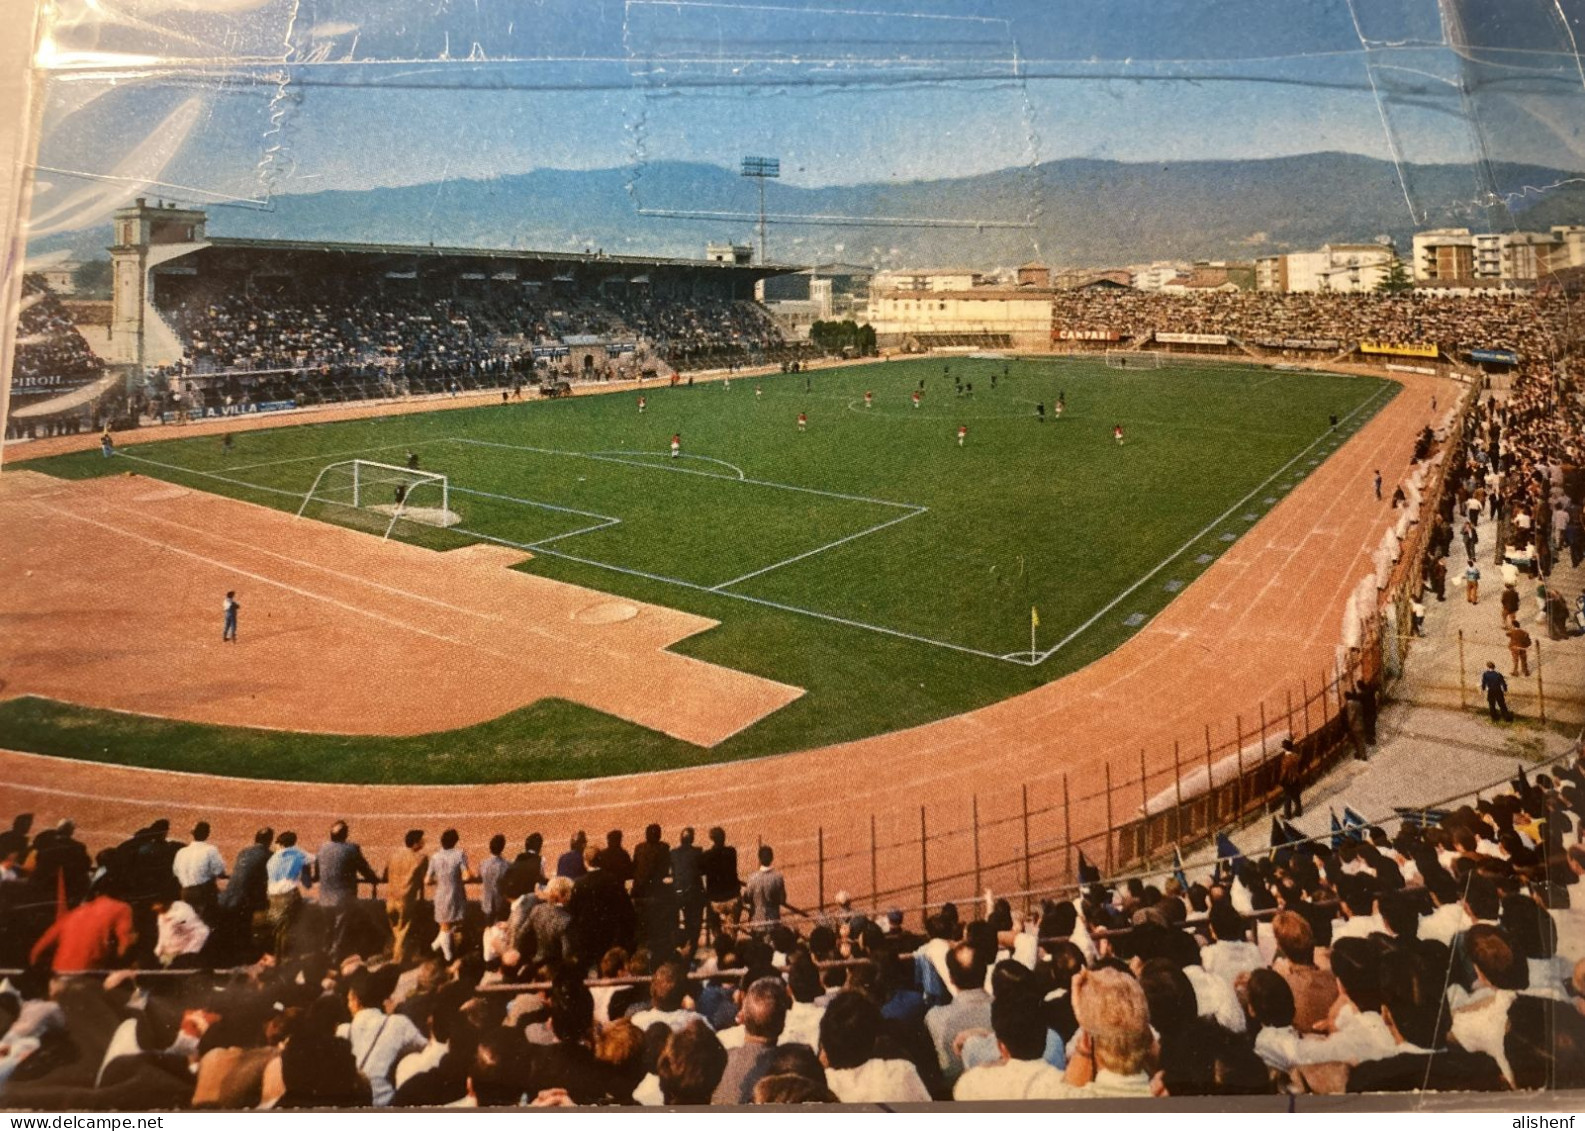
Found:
31,152 -> 1585,271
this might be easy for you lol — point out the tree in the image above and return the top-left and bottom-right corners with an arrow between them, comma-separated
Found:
809,319 -> 877,356
72,259 -> 113,297
1375,255 -> 1412,295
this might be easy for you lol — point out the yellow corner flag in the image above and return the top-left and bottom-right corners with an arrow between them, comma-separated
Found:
1031,606 -> 1040,628
1030,606 -> 1039,661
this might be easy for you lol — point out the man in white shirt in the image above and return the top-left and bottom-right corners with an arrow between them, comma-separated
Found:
1448,924 -> 1526,1084
1290,938 -> 1398,1068
954,987 -> 1067,1100
171,821 -> 227,924
820,991 -> 932,1103
338,967 -> 427,1105
1418,871 -> 1471,946
782,955 -> 827,1049
1329,878 -> 1384,942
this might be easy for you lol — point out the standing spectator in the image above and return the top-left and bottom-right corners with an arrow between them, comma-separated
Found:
479,834 -> 510,923
568,845 -> 635,969
503,832 -> 547,900
672,827 -> 705,956
1481,662 -> 1514,722
527,875 -> 574,968
557,832 -> 589,881
1507,623 -> 1533,676
596,830 -> 634,887
28,879 -> 137,972
29,818 -> 92,910
426,829 -> 473,963
265,830 -> 312,957
171,822 -> 227,924
384,830 -> 428,963
217,826 -> 274,960
631,824 -> 673,951
315,820 -> 379,959
744,846 -> 806,935
702,827 -> 743,936
1278,739 -> 1304,819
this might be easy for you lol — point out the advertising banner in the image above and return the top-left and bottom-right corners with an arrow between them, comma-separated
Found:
1360,339 -> 1439,358
1053,329 -> 1121,341
160,399 -> 297,424
1468,349 -> 1519,365
1156,332 -> 1228,345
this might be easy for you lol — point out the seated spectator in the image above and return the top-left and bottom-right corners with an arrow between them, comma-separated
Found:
656,1021 -> 727,1105
924,942 -> 992,1084
711,976 -> 787,1104
819,991 -> 931,1103
952,975 -> 1067,1100
1063,967 -> 1155,1098
1347,948 -> 1507,1093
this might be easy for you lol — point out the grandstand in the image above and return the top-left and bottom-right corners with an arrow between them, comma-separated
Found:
87,201 -> 815,425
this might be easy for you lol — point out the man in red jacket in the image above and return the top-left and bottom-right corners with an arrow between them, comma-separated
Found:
30,883 -> 137,973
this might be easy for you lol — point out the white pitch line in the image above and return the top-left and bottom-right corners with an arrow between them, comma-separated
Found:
26,498 -> 537,662
115,446 -> 996,660
449,437 -> 920,511
711,505 -> 928,591
74,484 -> 508,623
591,450 -> 747,480
214,439 -> 444,473
1029,383 -> 1394,664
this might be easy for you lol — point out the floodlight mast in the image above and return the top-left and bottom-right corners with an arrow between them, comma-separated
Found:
741,155 -> 780,263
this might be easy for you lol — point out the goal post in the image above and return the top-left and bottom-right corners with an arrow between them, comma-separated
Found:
1104,350 -> 1165,369
297,459 -> 458,539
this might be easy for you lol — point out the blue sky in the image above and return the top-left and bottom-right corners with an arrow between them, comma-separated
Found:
25,0 -> 1585,238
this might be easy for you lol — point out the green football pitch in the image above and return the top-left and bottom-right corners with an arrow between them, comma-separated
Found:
12,356 -> 1396,782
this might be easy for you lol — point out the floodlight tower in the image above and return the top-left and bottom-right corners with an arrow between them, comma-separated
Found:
741,155 -> 780,263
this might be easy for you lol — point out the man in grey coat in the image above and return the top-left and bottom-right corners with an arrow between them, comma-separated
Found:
315,820 -> 379,958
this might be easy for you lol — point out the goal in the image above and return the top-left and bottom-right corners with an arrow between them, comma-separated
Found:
1104,350 -> 1165,369
297,459 -> 460,540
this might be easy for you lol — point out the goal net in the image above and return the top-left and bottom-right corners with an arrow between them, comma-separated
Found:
297,459 -> 460,540
1104,350 -> 1165,369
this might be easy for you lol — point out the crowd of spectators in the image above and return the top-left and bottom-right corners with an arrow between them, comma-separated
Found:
12,276 -> 104,394
4,275 -> 114,441
1420,335 -> 1585,651
152,278 -> 796,390
3,748 -> 1585,1109
1050,288 -> 1580,361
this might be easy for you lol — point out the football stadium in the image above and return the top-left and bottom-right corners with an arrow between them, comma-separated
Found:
3,0 -> 1585,1114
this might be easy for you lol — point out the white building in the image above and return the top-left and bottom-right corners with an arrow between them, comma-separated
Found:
1129,261 -> 1192,291
870,268 -> 984,293
1256,244 -> 1392,293
868,289 -> 1053,349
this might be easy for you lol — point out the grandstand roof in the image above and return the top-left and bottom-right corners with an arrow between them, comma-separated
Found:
196,236 -> 802,276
